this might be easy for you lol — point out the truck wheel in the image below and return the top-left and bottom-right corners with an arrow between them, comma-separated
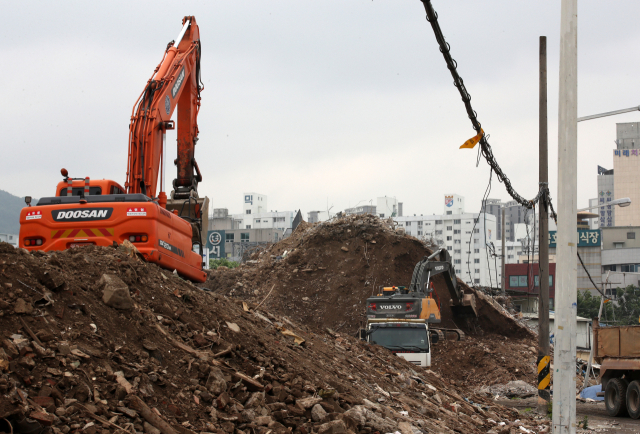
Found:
605,378 -> 628,417
627,381 -> 640,419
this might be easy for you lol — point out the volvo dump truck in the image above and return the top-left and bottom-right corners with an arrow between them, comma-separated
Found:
362,248 -> 477,367
593,318 -> 640,419
18,17 -> 209,282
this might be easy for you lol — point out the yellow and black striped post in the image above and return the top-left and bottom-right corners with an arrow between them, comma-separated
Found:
537,355 -> 551,401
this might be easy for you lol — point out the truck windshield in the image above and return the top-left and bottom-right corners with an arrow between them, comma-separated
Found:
369,327 -> 429,352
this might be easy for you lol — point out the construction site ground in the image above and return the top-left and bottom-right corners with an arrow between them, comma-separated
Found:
0,214 -> 591,433
499,398 -> 640,433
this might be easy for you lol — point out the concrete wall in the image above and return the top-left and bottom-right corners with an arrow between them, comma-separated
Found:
601,226 -> 640,250
376,197 -> 398,218
613,152 -> 640,226
443,194 -> 465,215
525,315 -> 592,350
576,246 -> 602,294
0,234 -> 18,248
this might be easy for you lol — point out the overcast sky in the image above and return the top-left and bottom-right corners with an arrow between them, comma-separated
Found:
2,1 -> 640,218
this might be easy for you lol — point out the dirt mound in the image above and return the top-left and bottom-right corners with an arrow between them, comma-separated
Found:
0,242 -> 549,433
206,214 -> 533,340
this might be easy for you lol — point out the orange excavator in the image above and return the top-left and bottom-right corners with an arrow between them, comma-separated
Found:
18,16 -> 209,282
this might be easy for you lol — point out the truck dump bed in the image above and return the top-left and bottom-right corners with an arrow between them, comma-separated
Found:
594,319 -> 640,362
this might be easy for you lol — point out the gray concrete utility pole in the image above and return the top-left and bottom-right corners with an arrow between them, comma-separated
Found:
553,0 -> 578,432
537,35 -> 551,413
501,208 -> 506,294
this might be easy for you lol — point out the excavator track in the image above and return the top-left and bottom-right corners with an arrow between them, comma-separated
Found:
430,327 -> 465,342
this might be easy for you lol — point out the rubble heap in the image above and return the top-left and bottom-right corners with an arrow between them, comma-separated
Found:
206,214 -> 531,339
0,242 -> 548,433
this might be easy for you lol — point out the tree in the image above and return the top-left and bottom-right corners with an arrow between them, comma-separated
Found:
612,285 -> 640,326
576,286 -> 640,326
209,258 -> 240,270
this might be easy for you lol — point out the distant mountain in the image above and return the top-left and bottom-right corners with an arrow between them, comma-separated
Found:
0,190 -> 38,234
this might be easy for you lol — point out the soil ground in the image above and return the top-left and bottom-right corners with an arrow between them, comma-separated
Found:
499,397 -> 640,433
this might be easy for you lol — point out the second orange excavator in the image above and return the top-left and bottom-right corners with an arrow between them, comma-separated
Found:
19,16 -> 209,282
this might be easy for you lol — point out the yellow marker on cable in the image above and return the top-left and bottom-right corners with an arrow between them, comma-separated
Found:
460,128 -> 484,149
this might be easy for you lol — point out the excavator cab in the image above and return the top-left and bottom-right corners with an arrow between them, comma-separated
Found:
409,248 -> 478,319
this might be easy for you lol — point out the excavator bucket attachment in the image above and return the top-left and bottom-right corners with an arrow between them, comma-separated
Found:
166,195 -> 209,247
450,293 -> 478,318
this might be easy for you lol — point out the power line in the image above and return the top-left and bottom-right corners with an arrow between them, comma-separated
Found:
420,0 -> 546,209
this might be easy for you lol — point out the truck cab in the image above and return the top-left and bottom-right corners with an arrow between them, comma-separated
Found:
363,286 -> 434,367
366,320 -> 431,367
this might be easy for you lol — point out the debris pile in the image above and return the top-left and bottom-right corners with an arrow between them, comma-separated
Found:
206,214 -> 537,388
0,242 -> 549,433
206,214 -> 531,339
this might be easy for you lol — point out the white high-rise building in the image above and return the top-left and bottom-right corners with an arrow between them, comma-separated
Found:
394,194 -> 500,287
234,193 -> 294,231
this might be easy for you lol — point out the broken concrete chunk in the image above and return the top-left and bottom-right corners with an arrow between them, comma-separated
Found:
14,298 -> 34,315
296,396 -> 322,409
317,419 -> 347,434
341,247 -> 349,252
311,403 -> 327,422
29,410 -> 55,426
206,367 -> 227,395
225,322 -> 240,332
2,339 -> 19,358
40,269 -> 66,291
99,274 -> 133,310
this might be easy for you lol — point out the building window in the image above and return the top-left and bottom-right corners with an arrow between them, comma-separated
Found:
474,279 -> 480,284
474,259 -> 480,264
418,221 -> 423,227
446,211 -> 452,215
241,233 -> 250,242
246,225 -> 251,229
418,231 -> 423,236
447,226 -> 452,231
454,240 -> 461,244
508,255 -> 514,259
474,248 -> 479,253
614,242 -> 624,249
474,239 -> 480,244
534,275 -> 554,286
454,219 -> 461,224
435,230 -> 442,235
628,232 -> 636,240
475,269 -> 480,274
474,229 -> 480,234
246,210 -> 251,214
507,246 -> 514,251
509,275 -> 529,287
226,233 -> 235,242
454,229 -> 461,234
454,259 -> 461,264
406,221 -> 412,227
255,218 -> 261,224
447,236 -> 452,241
435,220 -> 443,224
379,214 -> 385,218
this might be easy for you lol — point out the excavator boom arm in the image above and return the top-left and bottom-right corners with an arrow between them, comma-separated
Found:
126,16 -> 202,199
409,248 -> 477,318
